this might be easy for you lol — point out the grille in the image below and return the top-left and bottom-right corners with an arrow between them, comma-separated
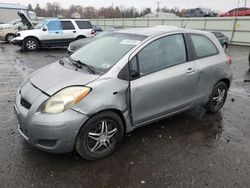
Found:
20,98 -> 32,109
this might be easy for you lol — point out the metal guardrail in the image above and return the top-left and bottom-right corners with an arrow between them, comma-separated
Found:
90,17 -> 250,46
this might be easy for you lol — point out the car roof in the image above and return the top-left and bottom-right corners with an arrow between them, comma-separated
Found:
115,26 -> 209,37
116,26 -> 185,37
60,19 -> 90,21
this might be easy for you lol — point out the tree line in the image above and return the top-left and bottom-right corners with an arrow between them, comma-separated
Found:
28,3 -> 189,18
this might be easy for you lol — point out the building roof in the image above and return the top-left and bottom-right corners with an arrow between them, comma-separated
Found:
0,3 -> 27,10
142,12 -> 178,18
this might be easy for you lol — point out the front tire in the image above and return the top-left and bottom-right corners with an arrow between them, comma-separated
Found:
5,33 -> 16,43
23,37 -> 39,51
75,111 -> 124,160
206,82 -> 228,113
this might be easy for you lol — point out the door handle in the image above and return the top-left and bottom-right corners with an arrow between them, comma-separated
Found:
55,32 -> 59,34
186,67 -> 196,74
73,31 -> 76,33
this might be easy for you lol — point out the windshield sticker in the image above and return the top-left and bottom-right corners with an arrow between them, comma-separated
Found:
120,40 -> 141,45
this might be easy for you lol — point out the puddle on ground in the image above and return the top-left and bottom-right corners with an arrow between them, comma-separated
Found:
187,131 -> 206,142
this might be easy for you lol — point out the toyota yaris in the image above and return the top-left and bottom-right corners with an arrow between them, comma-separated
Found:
15,27 -> 233,160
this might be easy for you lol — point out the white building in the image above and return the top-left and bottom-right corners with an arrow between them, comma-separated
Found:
0,3 -> 28,23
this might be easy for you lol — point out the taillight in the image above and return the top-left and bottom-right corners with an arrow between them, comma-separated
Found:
226,55 -> 232,65
91,29 -> 96,35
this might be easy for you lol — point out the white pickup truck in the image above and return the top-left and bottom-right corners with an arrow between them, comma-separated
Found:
12,18 -> 95,51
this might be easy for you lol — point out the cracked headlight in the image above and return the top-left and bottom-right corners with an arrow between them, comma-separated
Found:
43,86 -> 91,114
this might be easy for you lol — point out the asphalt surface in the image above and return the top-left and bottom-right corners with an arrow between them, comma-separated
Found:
0,43 -> 250,188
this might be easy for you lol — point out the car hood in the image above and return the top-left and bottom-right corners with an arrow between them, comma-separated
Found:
18,29 -> 40,35
0,24 -> 13,29
29,62 -> 100,96
18,10 -> 33,29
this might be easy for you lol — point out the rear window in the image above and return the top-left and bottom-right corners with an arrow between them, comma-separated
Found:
61,21 -> 75,30
238,8 -> 249,11
190,34 -> 219,59
75,21 -> 92,29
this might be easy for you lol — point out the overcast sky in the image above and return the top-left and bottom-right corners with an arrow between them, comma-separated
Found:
2,0 -> 250,12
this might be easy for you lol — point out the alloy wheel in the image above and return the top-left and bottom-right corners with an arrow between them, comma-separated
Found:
26,40 -> 37,50
212,88 -> 226,109
87,120 -> 118,154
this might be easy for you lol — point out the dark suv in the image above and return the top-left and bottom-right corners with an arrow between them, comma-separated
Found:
186,8 -> 218,17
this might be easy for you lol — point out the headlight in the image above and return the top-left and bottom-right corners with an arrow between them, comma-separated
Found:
69,44 -> 77,51
43,86 -> 91,114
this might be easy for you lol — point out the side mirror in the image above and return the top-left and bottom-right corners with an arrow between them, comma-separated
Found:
42,26 -> 48,31
131,70 -> 140,78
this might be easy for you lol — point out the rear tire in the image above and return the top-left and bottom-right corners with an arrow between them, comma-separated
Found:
206,82 -> 228,113
5,33 -> 16,43
23,37 -> 39,51
75,111 -> 124,160
222,43 -> 228,51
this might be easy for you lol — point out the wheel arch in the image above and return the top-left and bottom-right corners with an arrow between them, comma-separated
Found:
87,108 -> 127,135
76,35 -> 86,40
5,33 -> 16,41
24,36 -> 41,47
217,78 -> 231,89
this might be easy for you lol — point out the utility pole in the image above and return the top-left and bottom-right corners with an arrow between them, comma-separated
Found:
245,0 -> 247,7
157,1 -> 160,18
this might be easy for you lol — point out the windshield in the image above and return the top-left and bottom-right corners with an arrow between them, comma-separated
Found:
34,20 -> 48,29
70,33 -> 146,72
7,19 -> 21,25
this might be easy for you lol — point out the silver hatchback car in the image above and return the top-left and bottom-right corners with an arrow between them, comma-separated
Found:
15,27 -> 232,160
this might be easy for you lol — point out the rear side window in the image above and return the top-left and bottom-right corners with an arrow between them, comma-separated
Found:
75,21 -> 92,29
190,34 -> 218,59
61,21 -> 75,30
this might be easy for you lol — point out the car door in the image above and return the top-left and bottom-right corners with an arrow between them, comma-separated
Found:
40,20 -> 64,45
60,20 -> 77,44
129,34 -> 199,126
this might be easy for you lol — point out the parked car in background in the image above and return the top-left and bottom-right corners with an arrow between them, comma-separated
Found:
186,8 -> 218,17
67,37 -> 94,54
15,27 -> 232,160
11,19 -> 95,51
211,31 -> 229,51
93,25 -> 103,33
220,7 -> 250,17
0,11 -> 33,43
67,28 -> 123,54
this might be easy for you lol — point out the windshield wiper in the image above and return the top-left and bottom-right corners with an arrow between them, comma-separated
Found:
76,60 -> 96,75
68,57 -> 96,74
